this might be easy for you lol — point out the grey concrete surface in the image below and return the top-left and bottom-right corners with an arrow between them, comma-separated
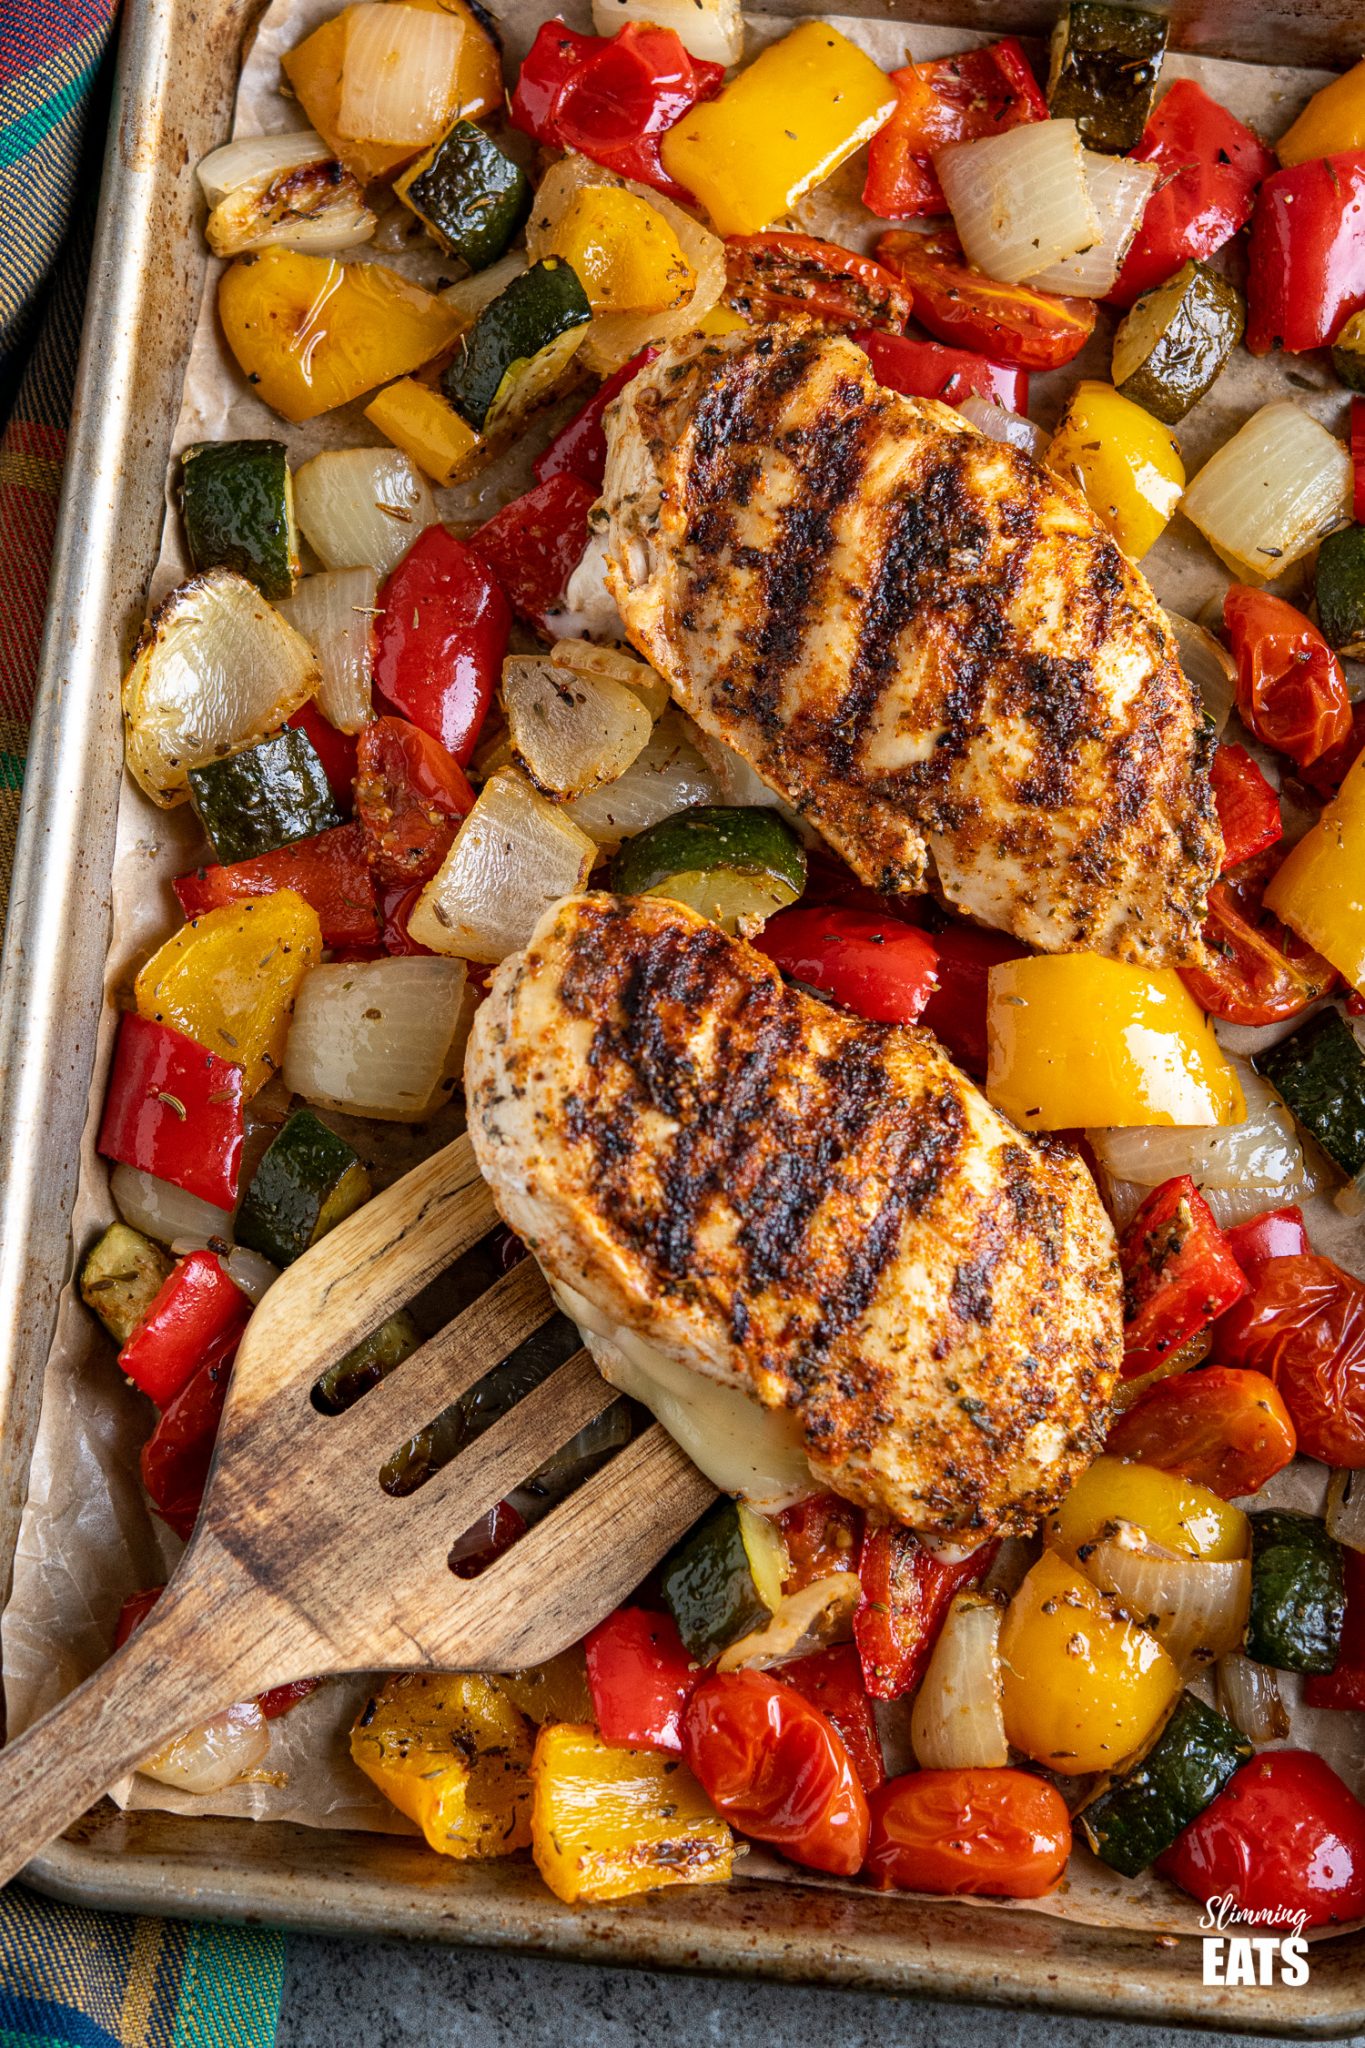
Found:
275,1935 -> 1354,2048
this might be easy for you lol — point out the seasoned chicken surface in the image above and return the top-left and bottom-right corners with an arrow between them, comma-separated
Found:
466,893 -> 1122,1537
602,327 -> 1219,966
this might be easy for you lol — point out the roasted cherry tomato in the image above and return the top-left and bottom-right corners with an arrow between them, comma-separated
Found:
1160,1751 -> 1365,1927
1306,1548 -> 1365,1711
853,330 -> 1028,415
471,474 -> 598,633
113,1586 -> 165,1650
1210,743 -> 1281,871
1118,1176 -> 1248,1377
1302,701 -> 1365,799
373,527 -> 510,764
863,40 -> 1048,220
1106,1366 -> 1297,1499
585,1605 -> 700,1753
876,229 -> 1096,371
1179,863 -> 1337,1029
756,905 -> 939,1025
681,1669 -> 870,1876
354,717 -> 474,888
865,1768 -> 1071,1898
776,1492 -> 862,1592
853,1526 -> 995,1700
723,234 -> 913,331
1223,586 -> 1353,773
1212,1252 -> 1365,1467
379,880 -> 434,957
778,1645 -> 885,1793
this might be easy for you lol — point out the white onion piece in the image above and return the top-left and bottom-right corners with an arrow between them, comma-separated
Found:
1025,153 -> 1157,297
910,1592 -> 1009,1769
197,131 -> 334,205
1217,1653 -> 1290,1744
1182,401 -> 1351,583
717,1577 -> 861,1673
1328,1468 -> 1365,1553
552,638 -> 670,722
1089,1064 -> 1310,1221
504,654 -> 652,798
1166,610 -> 1237,735
337,4 -> 462,146
567,710 -> 720,845
279,569 -> 376,733
284,956 -> 469,1121
441,252 -> 528,326
958,394 -> 1048,460
935,121 -> 1098,286
1083,1537 -> 1251,1672
590,0 -> 742,66
223,1245 -> 279,1303
409,768 -> 598,964
205,158 -> 374,258
293,448 -> 435,579
139,1701 -> 270,1793
112,1163 -> 235,1248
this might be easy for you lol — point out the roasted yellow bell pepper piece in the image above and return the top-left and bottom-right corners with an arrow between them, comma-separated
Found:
1046,381 -> 1185,561
282,0 -> 502,184
218,250 -> 461,424
547,188 -> 695,317
1048,1455 -> 1249,1563
696,303 -> 750,339
350,1672 -> 533,1859
660,23 -> 895,239
134,891 -> 322,1095
530,1723 -> 734,1904
999,1550 -> 1181,1776
986,954 -> 1245,1131
1264,742 -> 1365,994
494,1650 -> 594,1727
364,378 -> 484,486
1277,59 -> 1365,167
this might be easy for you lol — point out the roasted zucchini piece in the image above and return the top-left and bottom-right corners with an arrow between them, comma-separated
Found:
1315,525 -> 1365,658
187,727 -> 341,865
442,258 -> 591,436
1079,1691 -> 1252,1877
350,1672 -> 534,1859
1246,1510 -> 1345,1674
611,805 -> 807,933
311,1310 -> 422,1415
180,440 -> 299,601
529,1722 -> 733,1903
235,1108 -> 371,1269
1112,263 -> 1244,425
1332,308 -> 1365,393
395,120 -> 532,271
1255,1007 -> 1365,1185
1047,0 -> 1168,153
661,1497 -> 789,1663
80,1223 -> 174,1346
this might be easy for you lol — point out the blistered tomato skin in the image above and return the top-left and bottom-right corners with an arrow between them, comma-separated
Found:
1160,1751 -> 1365,1927
865,1769 -> 1071,1898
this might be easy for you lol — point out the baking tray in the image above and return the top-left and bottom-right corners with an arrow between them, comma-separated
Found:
3,0 -> 1365,2030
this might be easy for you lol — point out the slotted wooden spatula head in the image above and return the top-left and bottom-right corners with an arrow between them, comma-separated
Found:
0,1132 -> 716,1886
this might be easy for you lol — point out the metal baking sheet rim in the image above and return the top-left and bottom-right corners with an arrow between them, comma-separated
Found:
1,0 -> 1363,2026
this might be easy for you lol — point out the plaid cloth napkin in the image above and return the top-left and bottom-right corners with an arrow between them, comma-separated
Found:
0,6 -> 287,2042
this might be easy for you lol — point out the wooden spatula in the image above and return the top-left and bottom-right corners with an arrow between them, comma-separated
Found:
0,1132 -> 717,1886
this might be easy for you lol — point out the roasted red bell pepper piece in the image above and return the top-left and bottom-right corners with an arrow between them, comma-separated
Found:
876,229 -> 1096,371
510,20 -> 723,205
1159,1750 -> 1365,1928
372,526 -> 510,765
97,1012 -> 245,1209
779,1645 -> 885,1792
114,1583 -> 320,1715
1212,1251 -> 1365,1466
174,821 -> 380,950
1209,743 -> 1281,871
448,1500 -> 527,1579
1306,1548 -> 1365,1710
1223,1205 -> 1309,1276
863,40 -> 1048,220
379,881 -> 434,956
119,1248 -> 251,1410
756,905 -> 939,1026
1223,586 -> 1352,773
584,1605 -> 700,1752
853,330 -> 1028,415
1109,81 -> 1274,309
723,234 -> 913,330
775,1492 -> 862,1591
853,1526 -> 994,1700
534,349 -> 658,490
1119,1175 -> 1249,1378
354,716 -> 474,888
1353,398 -> 1365,527
287,701 -> 358,811
471,474 -> 597,633
918,921 -> 1024,1078
113,1586 -> 164,1650
1247,150 -> 1365,355
140,1334 -> 238,1539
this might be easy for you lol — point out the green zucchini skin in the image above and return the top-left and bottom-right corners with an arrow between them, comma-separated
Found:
1331,309 -> 1365,393
188,728 -> 341,865
1112,263 -> 1244,424
660,1498 -> 785,1663
1047,0 -> 1168,152
1080,1692 -> 1252,1878
235,1108 -> 371,1268
442,257 -> 591,433
312,1309 -> 422,1414
398,120 -> 532,271
181,440 -> 298,601
611,805 -> 807,898
80,1222 -> 174,1346
1246,1509 -> 1345,1674
1255,1007 -> 1365,1183
1315,526 -> 1365,658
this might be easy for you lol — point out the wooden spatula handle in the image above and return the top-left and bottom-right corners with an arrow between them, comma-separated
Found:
0,1532 -> 314,1888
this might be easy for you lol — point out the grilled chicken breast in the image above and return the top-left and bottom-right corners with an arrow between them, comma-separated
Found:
602,327 -> 1219,966
466,893 -> 1121,1537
